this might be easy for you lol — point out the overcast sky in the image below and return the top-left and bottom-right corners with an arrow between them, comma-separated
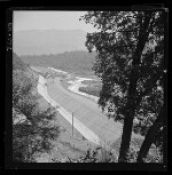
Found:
13,11 -> 96,33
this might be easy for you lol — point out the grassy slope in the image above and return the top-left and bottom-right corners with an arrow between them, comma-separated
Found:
112,135 -> 161,162
79,80 -> 102,97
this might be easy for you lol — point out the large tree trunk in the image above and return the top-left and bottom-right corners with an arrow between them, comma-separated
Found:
118,74 -> 140,163
137,107 -> 164,163
118,12 -> 153,162
118,110 -> 135,162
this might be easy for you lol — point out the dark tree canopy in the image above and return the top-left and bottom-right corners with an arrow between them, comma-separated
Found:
81,10 -> 166,162
81,11 -> 164,117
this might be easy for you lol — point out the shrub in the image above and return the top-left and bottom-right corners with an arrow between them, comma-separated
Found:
13,69 -> 60,162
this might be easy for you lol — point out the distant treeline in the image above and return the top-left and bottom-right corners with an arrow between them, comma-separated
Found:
20,51 -> 96,77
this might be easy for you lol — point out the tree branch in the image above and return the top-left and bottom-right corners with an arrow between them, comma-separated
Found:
139,68 -> 163,98
137,106 -> 164,162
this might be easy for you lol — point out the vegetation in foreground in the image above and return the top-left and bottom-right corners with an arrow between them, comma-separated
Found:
13,56 -> 61,162
81,10 -> 166,163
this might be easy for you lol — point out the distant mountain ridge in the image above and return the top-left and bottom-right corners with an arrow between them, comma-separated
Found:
14,29 -> 87,55
20,51 -> 97,76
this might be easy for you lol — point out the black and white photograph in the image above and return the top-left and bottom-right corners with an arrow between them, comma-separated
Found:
9,8 -> 167,168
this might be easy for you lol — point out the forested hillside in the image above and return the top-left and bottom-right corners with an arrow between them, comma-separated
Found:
20,51 -> 97,76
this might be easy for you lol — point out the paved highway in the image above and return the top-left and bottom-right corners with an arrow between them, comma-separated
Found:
47,77 -> 123,146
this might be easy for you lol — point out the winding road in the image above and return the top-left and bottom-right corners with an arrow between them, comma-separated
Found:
46,76 -> 123,146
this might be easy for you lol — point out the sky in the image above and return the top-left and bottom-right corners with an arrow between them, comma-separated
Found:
13,11 -> 97,33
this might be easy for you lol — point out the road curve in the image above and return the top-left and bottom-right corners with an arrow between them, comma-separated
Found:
47,77 -> 123,146
38,75 -> 101,145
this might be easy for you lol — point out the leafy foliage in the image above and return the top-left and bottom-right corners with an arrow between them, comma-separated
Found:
81,11 -> 164,119
13,59 -> 60,162
81,11 -> 165,162
52,147 -> 118,163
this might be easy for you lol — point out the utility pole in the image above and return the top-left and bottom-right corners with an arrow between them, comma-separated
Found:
72,112 -> 74,137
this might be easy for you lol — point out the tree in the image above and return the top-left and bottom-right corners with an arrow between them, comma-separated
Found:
13,67 -> 60,162
137,106 -> 165,162
81,10 -> 165,162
